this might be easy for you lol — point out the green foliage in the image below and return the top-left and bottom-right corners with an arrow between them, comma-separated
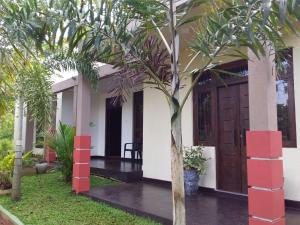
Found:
0,112 -> 14,140
0,149 -> 33,189
22,151 -> 34,168
0,139 -> 14,188
0,172 -> 158,225
48,122 -> 76,182
0,46 -> 15,118
0,76 -> 14,118
183,146 -> 209,175
0,139 -> 13,158
16,62 -> 55,132
1,0 -> 300,98
0,152 -> 14,189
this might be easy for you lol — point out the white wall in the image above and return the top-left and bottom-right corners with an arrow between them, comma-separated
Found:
55,89 -> 75,128
142,35 -> 300,200
142,82 -> 217,188
60,89 -> 75,126
55,92 -> 63,129
90,92 -> 106,156
199,147 -> 216,189
143,87 -> 172,181
121,93 -> 134,158
282,36 -> 300,201
89,78 -> 135,157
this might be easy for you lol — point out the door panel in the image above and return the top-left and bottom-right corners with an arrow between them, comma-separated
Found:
133,91 -> 143,144
239,83 -> 249,193
105,98 -> 122,157
217,83 -> 249,194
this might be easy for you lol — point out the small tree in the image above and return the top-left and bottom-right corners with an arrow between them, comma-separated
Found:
2,0 -> 300,223
0,28 -> 54,201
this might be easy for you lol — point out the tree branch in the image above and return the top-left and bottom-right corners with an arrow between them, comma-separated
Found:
179,43 -> 226,113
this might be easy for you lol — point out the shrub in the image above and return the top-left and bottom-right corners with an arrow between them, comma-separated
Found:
47,122 -> 75,182
0,139 -> 13,158
183,146 -> 209,175
0,152 -> 14,190
0,149 -> 33,190
0,112 -> 14,140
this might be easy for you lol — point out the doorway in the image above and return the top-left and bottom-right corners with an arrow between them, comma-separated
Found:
133,91 -> 143,145
217,83 -> 249,194
105,98 -> 122,158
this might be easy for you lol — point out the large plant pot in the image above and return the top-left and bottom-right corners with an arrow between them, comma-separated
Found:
45,147 -> 56,164
184,169 -> 199,195
35,163 -> 48,174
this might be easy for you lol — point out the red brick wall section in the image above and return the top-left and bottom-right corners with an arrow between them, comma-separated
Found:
246,131 -> 285,225
72,136 -> 91,194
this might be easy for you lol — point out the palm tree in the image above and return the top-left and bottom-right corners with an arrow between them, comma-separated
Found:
1,0 -> 299,222
0,22 -> 54,201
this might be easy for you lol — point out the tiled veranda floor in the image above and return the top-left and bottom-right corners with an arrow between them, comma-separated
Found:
83,182 -> 300,225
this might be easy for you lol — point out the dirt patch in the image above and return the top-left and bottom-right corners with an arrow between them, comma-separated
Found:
21,167 -> 36,176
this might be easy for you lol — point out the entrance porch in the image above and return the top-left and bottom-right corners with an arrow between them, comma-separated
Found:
83,182 -> 300,225
90,158 -> 143,182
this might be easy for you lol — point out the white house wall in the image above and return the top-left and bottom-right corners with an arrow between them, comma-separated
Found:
143,87 -> 172,181
121,93 -> 134,158
90,91 -> 106,156
282,36 -> 300,201
50,36 -> 300,201
142,35 -> 300,201
60,89 -> 75,126
89,79 -> 134,158
55,92 -> 63,129
143,82 -> 217,188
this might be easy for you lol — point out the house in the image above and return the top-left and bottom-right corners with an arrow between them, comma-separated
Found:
15,22 -> 300,225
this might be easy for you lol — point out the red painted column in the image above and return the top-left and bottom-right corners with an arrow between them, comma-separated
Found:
72,136 -> 91,193
247,131 -> 285,225
72,74 -> 92,194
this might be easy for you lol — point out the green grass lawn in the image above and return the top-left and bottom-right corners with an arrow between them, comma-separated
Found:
0,172 -> 160,225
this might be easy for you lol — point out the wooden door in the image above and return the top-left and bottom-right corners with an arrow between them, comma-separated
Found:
105,98 -> 122,157
217,83 -> 249,194
239,83 -> 249,193
133,91 -> 143,144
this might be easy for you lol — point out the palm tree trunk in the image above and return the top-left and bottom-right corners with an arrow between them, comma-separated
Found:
168,0 -> 186,224
170,100 -> 186,225
11,96 -> 23,201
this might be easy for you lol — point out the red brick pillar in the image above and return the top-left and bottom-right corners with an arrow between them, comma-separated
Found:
72,74 -> 91,194
72,136 -> 91,194
247,131 -> 285,225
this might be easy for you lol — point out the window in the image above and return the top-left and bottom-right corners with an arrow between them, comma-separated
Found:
197,91 -> 212,142
193,72 -> 215,146
276,48 -> 297,147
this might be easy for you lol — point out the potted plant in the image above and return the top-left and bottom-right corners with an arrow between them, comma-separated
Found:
183,146 -> 209,195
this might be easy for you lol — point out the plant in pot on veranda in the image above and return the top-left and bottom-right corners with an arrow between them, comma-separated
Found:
183,146 -> 209,195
